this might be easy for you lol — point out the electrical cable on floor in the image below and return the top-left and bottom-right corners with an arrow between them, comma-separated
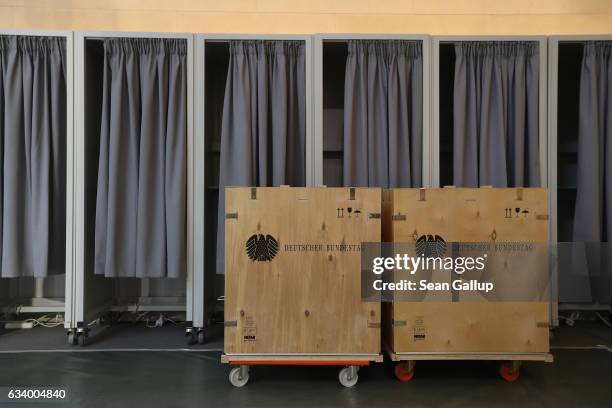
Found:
134,311 -> 149,322
162,316 -> 186,326
143,313 -> 186,328
118,303 -> 142,322
145,318 -> 158,328
22,314 -> 64,328
594,311 -> 612,328
115,306 -> 146,323
91,307 -> 187,328
0,315 -> 63,327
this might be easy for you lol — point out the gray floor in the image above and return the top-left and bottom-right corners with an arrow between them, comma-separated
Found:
0,321 -> 610,407
0,323 -> 223,351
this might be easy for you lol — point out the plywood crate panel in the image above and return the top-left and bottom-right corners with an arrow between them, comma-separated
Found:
383,188 -> 550,354
224,187 -> 381,355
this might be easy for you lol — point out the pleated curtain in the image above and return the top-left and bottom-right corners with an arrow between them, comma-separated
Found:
453,42 -> 540,187
95,38 -> 187,278
0,36 -> 66,278
343,40 -> 423,188
571,42 -> 612,303
216,41 -> 306,274
574,42 -> 612,243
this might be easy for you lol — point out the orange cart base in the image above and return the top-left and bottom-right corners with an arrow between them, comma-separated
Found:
222,354 -> 383,387
386,349 -> 553,383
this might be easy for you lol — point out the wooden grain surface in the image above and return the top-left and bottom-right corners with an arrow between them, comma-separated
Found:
2,1 -> 612,35
384,188 -> 550,353
224,187 -> 381,355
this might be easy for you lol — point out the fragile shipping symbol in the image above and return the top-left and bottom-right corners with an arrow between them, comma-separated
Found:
337,207 -> 361,218
504,207 -> 529,218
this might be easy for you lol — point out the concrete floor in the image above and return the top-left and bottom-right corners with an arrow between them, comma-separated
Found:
0,321 -> 610,407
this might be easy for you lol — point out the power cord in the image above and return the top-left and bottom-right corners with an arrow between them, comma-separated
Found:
594,311 -> 612,328
22,314 -> 64,328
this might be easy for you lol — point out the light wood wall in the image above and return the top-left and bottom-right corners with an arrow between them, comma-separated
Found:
0,0 -> 611,34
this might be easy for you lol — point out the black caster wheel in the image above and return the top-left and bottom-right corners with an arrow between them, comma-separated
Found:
67,331 -> 77,345
186,328 -> 206,345
74,330 -> 88,347
186,329 -> 197,345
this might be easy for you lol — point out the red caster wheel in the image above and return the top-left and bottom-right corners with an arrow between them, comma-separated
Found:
394,361 -> 415,382
499,362 -> 521,382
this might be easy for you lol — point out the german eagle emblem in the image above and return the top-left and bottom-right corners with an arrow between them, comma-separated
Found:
415,234 -> 446,258
246,234 -> 279,262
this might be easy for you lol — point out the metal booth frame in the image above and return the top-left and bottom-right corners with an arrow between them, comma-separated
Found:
194,34 -> 314,335
548,35 -> 612,316
72,31 -> 198,345
0,29 -> 75,330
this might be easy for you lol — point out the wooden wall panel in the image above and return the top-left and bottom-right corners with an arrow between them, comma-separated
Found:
0,1 -> 611,34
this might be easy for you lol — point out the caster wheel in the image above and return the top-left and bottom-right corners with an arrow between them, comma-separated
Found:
229,366 -> 249,388
197,330 -> 205,345
78,333 -> 87,347
67,332 -> 77,345
499,362 -> 520,382
394,362 -> 415,382
338,367 -> 359,388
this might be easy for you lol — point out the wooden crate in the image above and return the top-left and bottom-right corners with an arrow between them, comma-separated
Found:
224,187 -> 381,357
382,187 -> 550,355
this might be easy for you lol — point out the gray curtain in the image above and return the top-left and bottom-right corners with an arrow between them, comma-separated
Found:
0,36 -> 66,278
572,42 -> 612,303
344,40 -> 422,188
95,38 -> 187,278
216,40 -> 306,274
453,42 -> 540,187
574,42 -> 612,243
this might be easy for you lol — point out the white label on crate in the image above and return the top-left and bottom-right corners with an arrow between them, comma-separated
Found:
243,316 -> 257,341
413,316 -> 427,341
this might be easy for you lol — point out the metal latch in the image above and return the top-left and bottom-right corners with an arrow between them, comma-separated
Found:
224,321 -> 238,327
516,188 -> 523,201
393,320 -> 407,327
251,187 -> 257,200
392,214 -> 406,221
368,213 -> 381,219
225,213 -> 238,219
